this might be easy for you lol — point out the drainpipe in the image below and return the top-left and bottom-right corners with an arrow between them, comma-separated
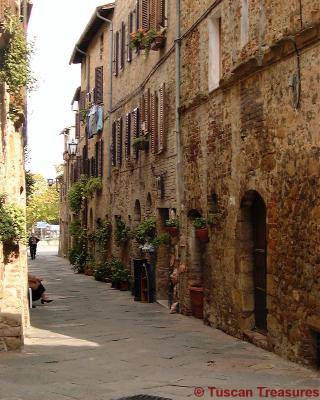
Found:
175,0 -> 182,213
96,10 -> 113,179
75,46 -> 87,57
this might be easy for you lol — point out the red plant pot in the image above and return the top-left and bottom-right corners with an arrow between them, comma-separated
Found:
120,282 -> 130,291
165,226 -> 179,237
189,287 -> 204,319
195,227 -> 209,242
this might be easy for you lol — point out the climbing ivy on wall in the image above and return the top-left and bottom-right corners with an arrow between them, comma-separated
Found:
0,197 -> 26,243
0,11 -> 35,122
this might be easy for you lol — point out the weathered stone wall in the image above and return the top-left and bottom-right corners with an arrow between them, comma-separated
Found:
179,0 -> 320,367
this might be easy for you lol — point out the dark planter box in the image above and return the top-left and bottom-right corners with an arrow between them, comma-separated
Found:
190,286 -> 204,319
195,227 -> 209,242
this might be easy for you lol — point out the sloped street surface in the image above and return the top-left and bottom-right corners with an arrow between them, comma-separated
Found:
0,245 -> 319,400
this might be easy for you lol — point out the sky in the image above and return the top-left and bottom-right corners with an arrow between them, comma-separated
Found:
27,0 -> 111,179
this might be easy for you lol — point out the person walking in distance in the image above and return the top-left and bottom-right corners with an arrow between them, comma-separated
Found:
28,233 -> 40,260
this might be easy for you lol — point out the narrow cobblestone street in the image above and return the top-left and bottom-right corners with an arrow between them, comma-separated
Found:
0,246 -> 319,400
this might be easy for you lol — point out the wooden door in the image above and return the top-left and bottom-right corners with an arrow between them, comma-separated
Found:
252,195 -> 267,332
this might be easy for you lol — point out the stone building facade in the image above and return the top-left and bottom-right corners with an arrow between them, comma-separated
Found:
0,0 -> 32,350
61,0 -> 320,368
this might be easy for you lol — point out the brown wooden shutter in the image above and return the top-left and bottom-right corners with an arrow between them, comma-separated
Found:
117,118 -> 123,167
156,0 -> 166,29
75,112 -> 80,139
112,121 -> 117,166
151,93 -> 158,154
79,91 -> 86,121
127,13 -> 133,62
132,108 -> 140,160
95,142 -> 99,177
94,66 -> 103,104
125,113 -> 131,161
120,22 -> 125,70
100,139 -> 104,177
141,0 -> 149,30
139,95 -> 145,135
150,0 -> 156,30
145,88 -> 150,134
114,32 -> 119,76
158,83 -> 165,152
136,0 -> 140,30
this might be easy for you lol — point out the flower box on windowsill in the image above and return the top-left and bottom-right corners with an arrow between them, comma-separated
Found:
195,227 -> 209,243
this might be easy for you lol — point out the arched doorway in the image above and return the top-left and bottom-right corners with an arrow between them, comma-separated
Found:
238,191 -> 267,333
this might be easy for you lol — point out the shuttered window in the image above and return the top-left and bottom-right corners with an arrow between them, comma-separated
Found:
136,0 -> 140,30
112,121 -> 117,166
90,157 -> 96,177
120,22 -> 126,70
140,0 -> 149,30
139,94 -> 145,134
114,31 -> 119,76
127,12 -> 133,62
151,92 -> 158,154
79,91 -> 86,121
125,113 -> 131,160
132,108 -> 140,160
150,0 -> 166,30
94,66 -> 103,104
117,118 -> 123,167
95,142 -> 99,177
144,88 -> 150,134
75,112 -> 80,139
100,140 -> 104,177
158,82 -> 165,153
149,0 -> 156,30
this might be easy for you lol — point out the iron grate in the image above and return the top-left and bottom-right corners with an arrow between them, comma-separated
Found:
115,396 -> 172,400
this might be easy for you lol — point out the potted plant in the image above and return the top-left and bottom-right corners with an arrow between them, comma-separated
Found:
193,217 -> 209,242
165,219 -> 179,237
150,27 -> 167,51
132,135 -> 149,151
134,218 -> 156,245
130,28 -> 147,51
115,219 -> 131,246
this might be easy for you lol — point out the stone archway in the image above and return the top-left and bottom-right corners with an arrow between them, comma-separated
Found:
236,190 -> 267,333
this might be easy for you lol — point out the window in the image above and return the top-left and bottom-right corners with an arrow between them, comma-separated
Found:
100,140 -> 104,177
125,113 -> 131,160
120,22 -> 126,70
99,33 -> 104,60
117,117 -> 123,167
112,121 -> 117,166
128,12 -> 134,62
94,66 -> 103,104
208,14 -> 221,91
113,31 -> 119,76
151,83 -> 166,154
241,0 -> 249,47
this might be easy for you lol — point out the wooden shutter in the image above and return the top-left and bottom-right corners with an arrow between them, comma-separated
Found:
100,140 -> 104,177
140,94 -> 145,135
159,83 -> 165,152
75,112 -> 80,139
125,113 -> 131,160
145,88 -> 150,134
95,142 -> 99,177
127,13 -> 133,62
94,66 -> 104,104
156,0 -> 166,29
132,108 -> 140,160
120,22 -> 125,70
114,32 -> 119,76
150,0 -> 156,30
112,121 -> 117,166
117,118 -> 123,167
151,93 -> 158,154
79,91 -> 86,121
140,0 -> 149,30
136,0 -> 140,30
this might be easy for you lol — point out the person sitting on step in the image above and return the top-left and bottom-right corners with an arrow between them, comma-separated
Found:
28,274 -> 53,304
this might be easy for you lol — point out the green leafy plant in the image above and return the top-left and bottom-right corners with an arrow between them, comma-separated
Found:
152,232 -> 171,247
68,175 -> 88,213
130,28 -> 147,50
84,177 -> 102,198
193,217 -> 207,229
94,260 -> 113,282
132,135 -> 149,151
115,219 -> 131,246
110,259 -> 131,284
69,220 -> 84,239
134,218 -> 156,244
94,219 -> 112,246
165,219 -> 179,227
0,202 -> 26,243
0,11 -> 36,122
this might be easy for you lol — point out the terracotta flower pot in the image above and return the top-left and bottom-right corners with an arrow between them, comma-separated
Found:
189,287 -> 204,319
165,226 -> 179,237
84,268 -> 94,276
195,227 -> 209,242
120,282 -> 130,291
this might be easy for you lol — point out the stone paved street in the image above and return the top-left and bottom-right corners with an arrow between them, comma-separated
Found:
0,246 -> 319,400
